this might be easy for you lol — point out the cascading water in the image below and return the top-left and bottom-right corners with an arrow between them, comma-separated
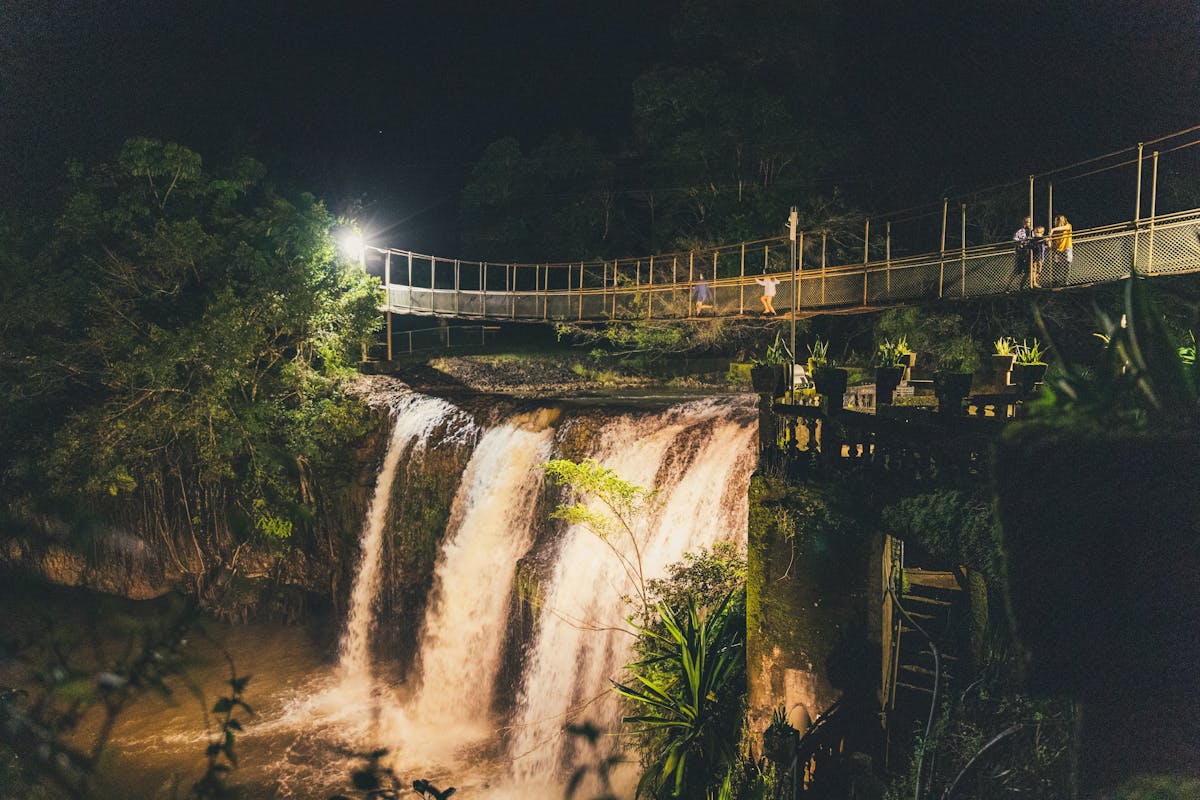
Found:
397,410 -> 558,764
506,397 -> 758,794
337,393 -> 475,692
200,391 -> 757,799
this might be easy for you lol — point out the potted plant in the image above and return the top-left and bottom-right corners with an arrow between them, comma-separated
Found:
933,341 -> 978,415
809,338 -> 849,401
762,706 -> 799,765
992,336 -> 1017,389
1011,338 -> 1048,395
750,333 -> 792,396
874,337 -> 911,405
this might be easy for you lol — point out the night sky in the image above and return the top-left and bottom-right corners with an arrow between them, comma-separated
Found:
4,0 -> 1199,252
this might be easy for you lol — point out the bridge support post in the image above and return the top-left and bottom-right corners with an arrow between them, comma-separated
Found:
1148,150 -> 1159,273
960,203 -> 967,297
1133,142 -> 1145,275
648,256 -> 654,319
820,234 -> 827,306
885,222 -> 891,296
739,243 -> 745,315
938,198 -> 948,298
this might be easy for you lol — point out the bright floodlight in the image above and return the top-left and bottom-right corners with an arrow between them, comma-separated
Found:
339,231 -> 365,263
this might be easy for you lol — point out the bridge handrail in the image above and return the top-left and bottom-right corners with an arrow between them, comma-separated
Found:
376,207 -> 1200,326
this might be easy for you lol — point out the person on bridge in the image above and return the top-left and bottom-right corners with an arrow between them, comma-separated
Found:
755,274 -> 780,315
1009,216 -> 1034,291
693,274 -> 714,315
1050,214 -> 1073,286
1029,225 -> 1048,288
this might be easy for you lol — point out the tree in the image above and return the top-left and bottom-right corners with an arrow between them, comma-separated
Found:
0,138 -> 380,552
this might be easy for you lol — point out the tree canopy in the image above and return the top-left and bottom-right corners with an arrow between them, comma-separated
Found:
0,138 -> 380,542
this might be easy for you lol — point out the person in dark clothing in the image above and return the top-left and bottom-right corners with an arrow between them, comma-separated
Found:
1009,216 -> 1033,290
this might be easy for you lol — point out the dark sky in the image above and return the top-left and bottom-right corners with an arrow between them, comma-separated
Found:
3,0 -> 1199,252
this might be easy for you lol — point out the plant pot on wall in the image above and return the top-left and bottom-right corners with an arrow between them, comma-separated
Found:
874,366 -> 905,405
750,364 -> 786,396
812,366 -> 848,402
933,370 -> 973,414
1011,362 -> 1047,396
762,725 -> 799,765
991,353 -> 1016,389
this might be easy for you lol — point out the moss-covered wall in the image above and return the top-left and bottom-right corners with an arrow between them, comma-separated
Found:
746,474 -> 876,735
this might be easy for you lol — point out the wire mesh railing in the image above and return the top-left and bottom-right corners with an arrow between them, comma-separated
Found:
373,208 -> 1200,323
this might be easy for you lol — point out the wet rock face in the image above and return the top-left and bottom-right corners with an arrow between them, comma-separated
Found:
1,530 -> 171,600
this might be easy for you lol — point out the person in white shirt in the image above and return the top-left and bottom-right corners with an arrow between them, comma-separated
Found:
755,275 -> 780,315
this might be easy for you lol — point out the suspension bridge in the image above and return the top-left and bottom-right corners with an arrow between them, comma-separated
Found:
362,130 -> 1200,358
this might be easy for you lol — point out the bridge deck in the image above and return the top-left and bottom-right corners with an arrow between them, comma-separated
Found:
372,208 -> 1200,323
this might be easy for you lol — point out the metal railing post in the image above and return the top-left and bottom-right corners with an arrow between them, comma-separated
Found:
407,252 -> 413,312
863,218 -> 870,307
479,261 -> 484,318
454,258 -> 460,315
821,233 -> 827,306
579,262 -> 584,320
885,221 -> 892,296
938,197 -> 947,298
1134,142 -> 1144,274
385,251 -> 392,360
1148,150 -> 1159,273
543,264 -> 549,321
647,256 -> 654,319
739,243 -> 746,315
672,256 -> 678,314
960,203 -> 967,297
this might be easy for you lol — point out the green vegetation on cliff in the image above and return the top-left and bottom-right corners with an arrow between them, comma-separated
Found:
0,138 -> 381,554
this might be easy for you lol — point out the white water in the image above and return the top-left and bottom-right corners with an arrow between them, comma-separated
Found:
337,393 -> 474,691
507,397 -> 757,793
396,410 -> 558,764
214,393 -> 758,799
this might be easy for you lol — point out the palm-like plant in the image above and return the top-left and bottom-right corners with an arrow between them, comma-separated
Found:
612,592 -> 745,799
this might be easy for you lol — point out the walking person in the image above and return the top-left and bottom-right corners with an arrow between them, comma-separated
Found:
1050,214 -> 1073,286
692,273 -> 713,315
755,274 -> 780,315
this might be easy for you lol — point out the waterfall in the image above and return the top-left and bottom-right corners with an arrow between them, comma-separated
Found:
400,410 -> 557,762
337,393 -> 474,691
507,397 -> 758,789
315,392 -> 756,798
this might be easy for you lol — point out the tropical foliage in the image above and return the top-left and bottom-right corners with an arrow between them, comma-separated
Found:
613,592 -> 746,799
0,138 -> 381,544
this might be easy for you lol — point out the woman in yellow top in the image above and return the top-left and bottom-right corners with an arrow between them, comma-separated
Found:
1050,214 -> 1073,285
